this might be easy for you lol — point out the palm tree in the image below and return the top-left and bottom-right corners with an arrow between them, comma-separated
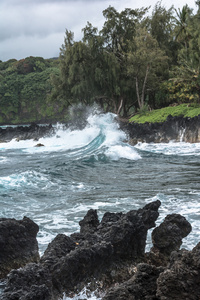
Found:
173,5 -> 193,49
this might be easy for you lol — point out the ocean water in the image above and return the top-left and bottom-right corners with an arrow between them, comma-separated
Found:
0,111 -> 200,298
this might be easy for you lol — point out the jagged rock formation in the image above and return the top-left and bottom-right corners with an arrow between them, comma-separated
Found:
103,213 -> 193,300
103,241 -> 200,300
0,217 -> 39,279
102,263 -> 165,300
156,242 -> 200,300
151,214 -> 192,255
146,214 -> 192,267
0,202 -> 198,300
119,115 -> 200,144
1,201 -> 160,299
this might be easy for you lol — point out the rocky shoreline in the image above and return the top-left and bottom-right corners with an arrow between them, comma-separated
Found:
1,201 -> 200,300
0,123 -> 55,143
118,115 -> 200,144
0,114 -> 199,145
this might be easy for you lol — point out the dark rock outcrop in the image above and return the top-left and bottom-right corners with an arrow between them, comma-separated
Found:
34,143 -> 45,147
1,201 -> 161,299
1,202 -> 197,300
152,214 -> 192,256
103,214 -> 195,300
3,263 -> 52,300
103,240 -> 200,300
103,263 -> 164,300
157,242 -> 200,299
119,115 -> 200,144
0,123 -> 54,143
79,209 -> 100,234
0,217 -> 39,279
146,214 -> 192,267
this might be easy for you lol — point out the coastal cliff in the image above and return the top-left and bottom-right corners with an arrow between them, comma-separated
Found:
118,115 -> 200,144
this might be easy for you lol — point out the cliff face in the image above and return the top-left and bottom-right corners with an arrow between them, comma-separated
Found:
119,115 -> 200,144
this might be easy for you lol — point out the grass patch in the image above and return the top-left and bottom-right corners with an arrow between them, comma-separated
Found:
129,103 -> 200,124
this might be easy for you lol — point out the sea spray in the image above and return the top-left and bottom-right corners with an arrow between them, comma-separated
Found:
0,112 -> 140,161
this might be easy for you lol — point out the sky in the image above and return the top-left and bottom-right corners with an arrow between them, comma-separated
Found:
0,0 -> 198,62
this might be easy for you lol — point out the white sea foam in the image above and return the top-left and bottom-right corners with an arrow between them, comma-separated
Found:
105,145 -> 141,160
63,286 -> 102,300
70,200 -> 117,214
0,156 -> 8,163
0,170 -> 50,189
0,113 -> 141,161
135,141 -> 200,156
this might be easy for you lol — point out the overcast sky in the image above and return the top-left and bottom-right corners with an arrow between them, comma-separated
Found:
0,0 -> 197,62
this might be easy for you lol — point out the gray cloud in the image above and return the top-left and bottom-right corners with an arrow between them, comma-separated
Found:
0,0 -> 197,61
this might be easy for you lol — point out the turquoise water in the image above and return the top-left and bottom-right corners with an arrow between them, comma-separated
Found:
0,112 -> 200,258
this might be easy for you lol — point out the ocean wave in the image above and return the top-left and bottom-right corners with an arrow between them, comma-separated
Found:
105,144 -> 141,160
0,113 -> 141,161
0,156 -> 8,163
0,170 -> 52,190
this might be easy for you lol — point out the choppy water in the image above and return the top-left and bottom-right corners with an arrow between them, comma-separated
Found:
0,112 -> 200,298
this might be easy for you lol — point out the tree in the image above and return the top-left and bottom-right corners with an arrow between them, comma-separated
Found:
173,5 -> 193,49
51,6 -> 150,116
127,27 -> 169,109
165,5 -> 200,104
145,2 -> 177,65
100,6 -> 148,115
101,6 -> 147,53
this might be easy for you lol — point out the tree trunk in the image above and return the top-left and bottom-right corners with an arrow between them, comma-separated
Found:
141,64 -> 150,108
117,98 -> 123,115
135,76 -> 141,109
135,65 -> 150,109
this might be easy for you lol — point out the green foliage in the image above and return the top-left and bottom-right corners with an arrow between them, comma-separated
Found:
173,5 -> 193,48
0,57 -> 63,124
52,6 -> 152,116
2,2 -> 200,124
101,6 -> 147,53
127,26 -> 169,109
159,79 -> 199,105
144,1 -> 177,64
129,103 -> 200,123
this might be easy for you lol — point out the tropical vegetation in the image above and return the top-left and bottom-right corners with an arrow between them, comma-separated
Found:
129,103 -> 200,123
0,1 -> 200,124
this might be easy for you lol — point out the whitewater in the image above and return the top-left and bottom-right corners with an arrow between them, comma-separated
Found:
0,111 -> 200,298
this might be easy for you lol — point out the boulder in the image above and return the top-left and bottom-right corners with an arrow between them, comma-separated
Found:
34,143 -> 44,147
103,214 -> 194,300
152,214 -> 192,255
146,214 -> 192,267
0,217 -> 39,279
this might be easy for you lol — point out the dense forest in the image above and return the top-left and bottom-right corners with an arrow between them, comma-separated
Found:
0,57 -> 65,124
0,1 -> 200,124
